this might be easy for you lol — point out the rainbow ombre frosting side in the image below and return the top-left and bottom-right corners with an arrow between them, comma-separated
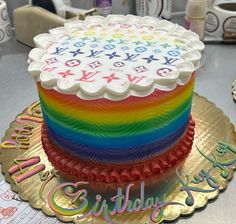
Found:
38,74 -> 195,165
28,15 -> 204,181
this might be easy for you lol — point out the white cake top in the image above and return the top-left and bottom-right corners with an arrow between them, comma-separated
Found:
28,15 -> 204,100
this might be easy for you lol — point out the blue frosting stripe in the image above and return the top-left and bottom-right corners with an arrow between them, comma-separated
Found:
42,105 -> 190,150
47,120 -> 188,163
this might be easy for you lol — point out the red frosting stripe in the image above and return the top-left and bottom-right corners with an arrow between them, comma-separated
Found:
41,118 -> 195,183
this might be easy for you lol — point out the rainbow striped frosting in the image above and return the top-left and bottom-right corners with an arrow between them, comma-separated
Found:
28,15 -> 203,172
38,75 -> 195,165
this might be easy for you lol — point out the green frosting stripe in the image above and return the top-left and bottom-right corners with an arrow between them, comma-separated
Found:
39,95 -> 192,137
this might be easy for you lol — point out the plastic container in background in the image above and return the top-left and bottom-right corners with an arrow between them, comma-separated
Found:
29,0 -> 71,19
95,0 -> 112,16
184,0 -> 207,41
205,0 -> 236,43
112,0 -> 135,15
136,0 -> 172,20
0,0 -> 11,44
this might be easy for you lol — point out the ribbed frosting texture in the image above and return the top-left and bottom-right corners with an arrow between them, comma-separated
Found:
38,75 -> 195,165
41,118 -> 195,183
27,15 -> 203,172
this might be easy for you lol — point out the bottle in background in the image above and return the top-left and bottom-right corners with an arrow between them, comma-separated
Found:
184,0 -> 207,41
95,0 -> 112,16
136,0 -> 172,20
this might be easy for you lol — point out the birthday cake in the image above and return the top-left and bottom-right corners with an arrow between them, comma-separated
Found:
28,15 -> 204,183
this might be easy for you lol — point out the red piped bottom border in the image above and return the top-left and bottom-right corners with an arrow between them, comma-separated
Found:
41,118 -> 195,183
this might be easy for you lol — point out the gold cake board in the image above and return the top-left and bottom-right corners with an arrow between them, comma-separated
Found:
0,93 -> 236,224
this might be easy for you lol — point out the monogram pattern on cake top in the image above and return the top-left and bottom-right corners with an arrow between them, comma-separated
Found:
28,15 -> 204,100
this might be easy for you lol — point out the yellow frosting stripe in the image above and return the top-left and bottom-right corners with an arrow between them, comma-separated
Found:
38,79 -> 194,125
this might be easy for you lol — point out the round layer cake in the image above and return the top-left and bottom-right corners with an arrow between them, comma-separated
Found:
28,15 -> 204,183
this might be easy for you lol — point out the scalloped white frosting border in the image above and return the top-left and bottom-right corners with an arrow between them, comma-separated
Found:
28,15 -> 204,101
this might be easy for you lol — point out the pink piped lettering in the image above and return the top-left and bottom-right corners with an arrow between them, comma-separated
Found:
8,157 -> 45,184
